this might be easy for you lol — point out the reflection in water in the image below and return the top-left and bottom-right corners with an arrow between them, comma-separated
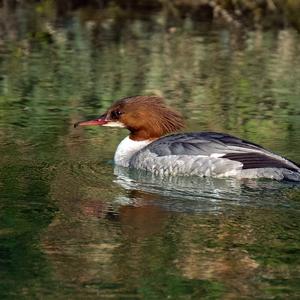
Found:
38,160 -> 300,299
114,165 -> 299,212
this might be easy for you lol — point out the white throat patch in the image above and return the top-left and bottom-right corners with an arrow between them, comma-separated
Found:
102,121 -> 125,128
114,136 -> 152,167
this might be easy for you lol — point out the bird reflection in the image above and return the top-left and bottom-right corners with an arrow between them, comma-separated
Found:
112,165 -> 291,214
41,163 -> 297,298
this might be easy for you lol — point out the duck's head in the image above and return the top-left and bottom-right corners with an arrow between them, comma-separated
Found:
75,96 -> 184,141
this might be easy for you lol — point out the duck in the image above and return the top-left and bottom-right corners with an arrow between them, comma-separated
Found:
74,95 -> 300,181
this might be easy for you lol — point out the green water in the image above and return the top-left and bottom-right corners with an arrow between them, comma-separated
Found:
0,11 -> 300,299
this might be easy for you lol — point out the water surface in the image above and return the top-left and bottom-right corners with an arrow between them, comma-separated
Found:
0,11 -> 300,299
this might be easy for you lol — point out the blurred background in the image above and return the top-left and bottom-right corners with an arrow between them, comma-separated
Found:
0,1 -> 300,299
2,0 -> 300,32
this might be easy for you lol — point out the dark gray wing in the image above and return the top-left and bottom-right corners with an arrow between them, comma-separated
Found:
222,152 -> 299,171
145,132 -> 264,156
143,132 -> 300,171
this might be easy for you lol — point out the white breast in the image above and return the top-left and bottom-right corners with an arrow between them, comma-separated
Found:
114,136 -> 152,167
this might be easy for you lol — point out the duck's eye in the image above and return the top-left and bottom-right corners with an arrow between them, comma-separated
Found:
111,110 -> 122,119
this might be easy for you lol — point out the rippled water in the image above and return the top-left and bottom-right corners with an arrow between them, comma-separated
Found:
0,11 -> 300,299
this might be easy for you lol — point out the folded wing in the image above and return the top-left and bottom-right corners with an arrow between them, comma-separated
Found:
142,132 -> 300,172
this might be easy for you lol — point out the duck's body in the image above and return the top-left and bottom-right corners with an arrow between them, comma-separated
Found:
75,96 -> 300,181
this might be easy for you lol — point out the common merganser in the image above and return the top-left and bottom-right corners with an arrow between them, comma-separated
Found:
75,95 -> 300,181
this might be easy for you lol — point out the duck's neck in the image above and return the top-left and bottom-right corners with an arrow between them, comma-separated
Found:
114,136 -> 153,167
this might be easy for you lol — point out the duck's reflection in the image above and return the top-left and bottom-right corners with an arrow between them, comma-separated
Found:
41,163 -> 296,298
113,165 -> 290,212
81,191 -> 169,238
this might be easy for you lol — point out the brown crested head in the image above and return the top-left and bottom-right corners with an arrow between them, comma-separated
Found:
75,95 -> 185,141
107,95 -> 184,140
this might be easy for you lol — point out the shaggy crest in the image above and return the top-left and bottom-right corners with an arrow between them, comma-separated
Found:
107,95 -> 185,140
